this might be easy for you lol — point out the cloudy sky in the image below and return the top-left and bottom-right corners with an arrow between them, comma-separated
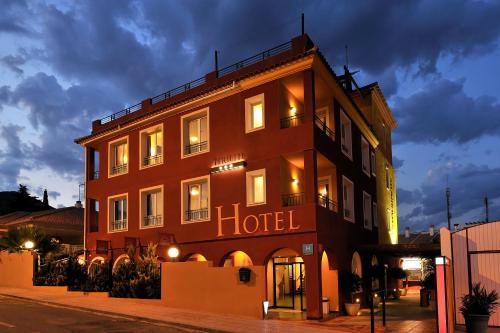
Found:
1,0 -> 499,232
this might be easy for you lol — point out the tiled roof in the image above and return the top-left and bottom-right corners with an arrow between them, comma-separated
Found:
0,207 -> 83,227
398,231 -> 440,245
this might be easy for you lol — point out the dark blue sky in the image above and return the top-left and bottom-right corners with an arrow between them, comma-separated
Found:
1,0 -> 499,232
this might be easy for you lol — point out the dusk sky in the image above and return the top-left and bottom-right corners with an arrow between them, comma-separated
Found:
1,0 -> 500,232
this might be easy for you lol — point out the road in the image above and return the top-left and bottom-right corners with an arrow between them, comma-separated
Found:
0,295 -> 217,333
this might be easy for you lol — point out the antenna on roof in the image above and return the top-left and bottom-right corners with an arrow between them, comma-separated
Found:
485,195 -> 489,222
446,187 -> 452,230
345,44 -> 349,69
301,13 -> 305,35
214,50 -> 219,73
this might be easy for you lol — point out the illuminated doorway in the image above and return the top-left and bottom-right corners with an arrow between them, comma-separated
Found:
272,257 -> 306,311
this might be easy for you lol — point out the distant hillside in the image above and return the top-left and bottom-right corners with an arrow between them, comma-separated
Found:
0,191 -> 53,216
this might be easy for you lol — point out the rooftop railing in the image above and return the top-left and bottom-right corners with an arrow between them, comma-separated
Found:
97,40 -> 293,125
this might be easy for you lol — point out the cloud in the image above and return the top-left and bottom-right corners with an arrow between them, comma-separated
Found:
1,54 -> 26,75
393,157 -> 404,170
393,79 -> 500,144
0,125 -> 30,190
398,162 -> 500,230
0,0 -> 31,34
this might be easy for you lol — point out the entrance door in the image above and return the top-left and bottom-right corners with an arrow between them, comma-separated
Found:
273,259 -> 306,311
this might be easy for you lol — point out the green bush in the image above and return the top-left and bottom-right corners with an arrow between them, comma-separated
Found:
460,283 -> 499,317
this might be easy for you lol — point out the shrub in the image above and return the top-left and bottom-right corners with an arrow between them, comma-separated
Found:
460,283 -> 499,317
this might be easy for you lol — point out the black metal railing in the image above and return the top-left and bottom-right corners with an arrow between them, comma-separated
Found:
217,41 -> 292,77
143,154 -> 162,166
111,219 -> 127,231
98,40 -> 293,125
184,141 -> 208,155
185,208 -> 208,221
91,170 -> 99,180
101,103 -> 142,124
280,113 -> 305,129
282,193 -> 305,207
315,115 -> 335,139
111,163 -> 128,175
143,215 -> 162,227
318,194 -> 337,211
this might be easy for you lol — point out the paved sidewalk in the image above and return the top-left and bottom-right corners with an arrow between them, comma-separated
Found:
0,287 -> 351,333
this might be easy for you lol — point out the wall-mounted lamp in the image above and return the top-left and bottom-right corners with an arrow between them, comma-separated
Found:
292,178 -> 299,185
355,298 -> 360,303
290,106 -> 297,115
24,240 -> 35,250
167,246 -> 180,259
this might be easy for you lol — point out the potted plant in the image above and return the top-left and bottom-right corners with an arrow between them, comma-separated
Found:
460,283 -> 499,333
388,267 -> 407,299
341,272 -> 362,316
238,267 -> 252,283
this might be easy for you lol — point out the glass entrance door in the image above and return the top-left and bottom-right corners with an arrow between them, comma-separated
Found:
273,259 -> 306,311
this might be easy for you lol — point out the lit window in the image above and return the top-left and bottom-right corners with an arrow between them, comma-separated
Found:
140,186 -> 163,228
246,169 -> 266,206
109,195 -> 127,232
342,176 -> 354,222
340,110 -> 352,159
245,94 -> 265,132
317,176 -> 334,211
363,191 -> 372,230
182,109 -> 209,158
361,137 -> 370,176
182,176 -> 210,223
140,125 -> 163,168
109,137 -> 128,176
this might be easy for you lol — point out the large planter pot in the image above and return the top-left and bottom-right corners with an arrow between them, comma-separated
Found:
400,288 -> 408,296
345,303 -> 360,316
465,314 -> 490,333
372,295 -> 380,308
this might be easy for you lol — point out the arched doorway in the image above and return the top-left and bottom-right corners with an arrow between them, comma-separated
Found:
88,256 -> 105,277
222,250 -> 253,267
266,248 -> 306,311
185,253 -> 207,262
351,251 -> 362,277
321,250 -> 339,312
112,254 -> 130,273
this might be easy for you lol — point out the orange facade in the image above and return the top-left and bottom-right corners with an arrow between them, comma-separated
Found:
77,34 -> 390,319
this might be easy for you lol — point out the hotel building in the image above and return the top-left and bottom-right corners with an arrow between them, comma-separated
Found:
75,34 -> 398,319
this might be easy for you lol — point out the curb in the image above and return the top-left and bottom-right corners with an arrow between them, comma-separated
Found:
0,293 -> 230,333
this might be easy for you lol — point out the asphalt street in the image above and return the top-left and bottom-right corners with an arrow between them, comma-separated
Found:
0,295 -> 215,333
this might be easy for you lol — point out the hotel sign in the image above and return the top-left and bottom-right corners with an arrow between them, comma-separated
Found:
216,203 -> 300,237
302,243 -> 314,256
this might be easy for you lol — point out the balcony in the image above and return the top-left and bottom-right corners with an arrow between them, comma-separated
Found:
318,194 -> 337,212
315,115 -> 335,140
143,154 -> 162,167
185,208 -> 208,222
282,193 -> 305,207
184,141 -> 208,155
111,163 -> 128,175
280,113 -> 305,129
111,219 -> 127,231
90,170 -> 99,180
143,215 -> 162,227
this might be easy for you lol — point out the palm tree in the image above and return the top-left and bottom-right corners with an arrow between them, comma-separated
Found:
0,225 -> 59,255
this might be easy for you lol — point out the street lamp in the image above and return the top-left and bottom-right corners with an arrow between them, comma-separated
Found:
24,240 -> 35,250
167,246 -> 180,260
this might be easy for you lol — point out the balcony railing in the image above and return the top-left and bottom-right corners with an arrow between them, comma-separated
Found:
111,163 -> 128,175
143,215 -> 162,227
143,154 -> 162,166
280,113 -> 305,129
318,194 -> 337,211
315,115 -> 335,140
184,141 -> 208,155
282,193 -> 305,207
185,208 -> 208,221
111,219 -> 127,231
91,170 -> 99,180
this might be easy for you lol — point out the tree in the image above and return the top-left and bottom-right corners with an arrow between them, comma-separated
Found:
42,189 -> 49,208
0,225 -> 60,256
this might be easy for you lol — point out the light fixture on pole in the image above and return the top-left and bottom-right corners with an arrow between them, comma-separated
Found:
24,240 -> 35,250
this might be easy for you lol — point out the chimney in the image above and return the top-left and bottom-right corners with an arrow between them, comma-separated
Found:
404,227 -> 410,238
454,223 -> 459,231
429,224 -> 435,236
75,200 -> 83,209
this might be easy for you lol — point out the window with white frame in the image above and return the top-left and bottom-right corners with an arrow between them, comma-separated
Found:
140,186 -> 163,228
109,138 -> 128,176
181,109 -> 209,157
370,151 -> 376,176
340,110 -> 352,159
108,195 -> 127,232
361,137 -> 370,176
140,125 -> 163,168
182,176 -> 209,222
246,169 -> 266,206
342,176 -> 354,222
245,94 -> 265,133
373,202 -> 378,227
363,191 -> 372,230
